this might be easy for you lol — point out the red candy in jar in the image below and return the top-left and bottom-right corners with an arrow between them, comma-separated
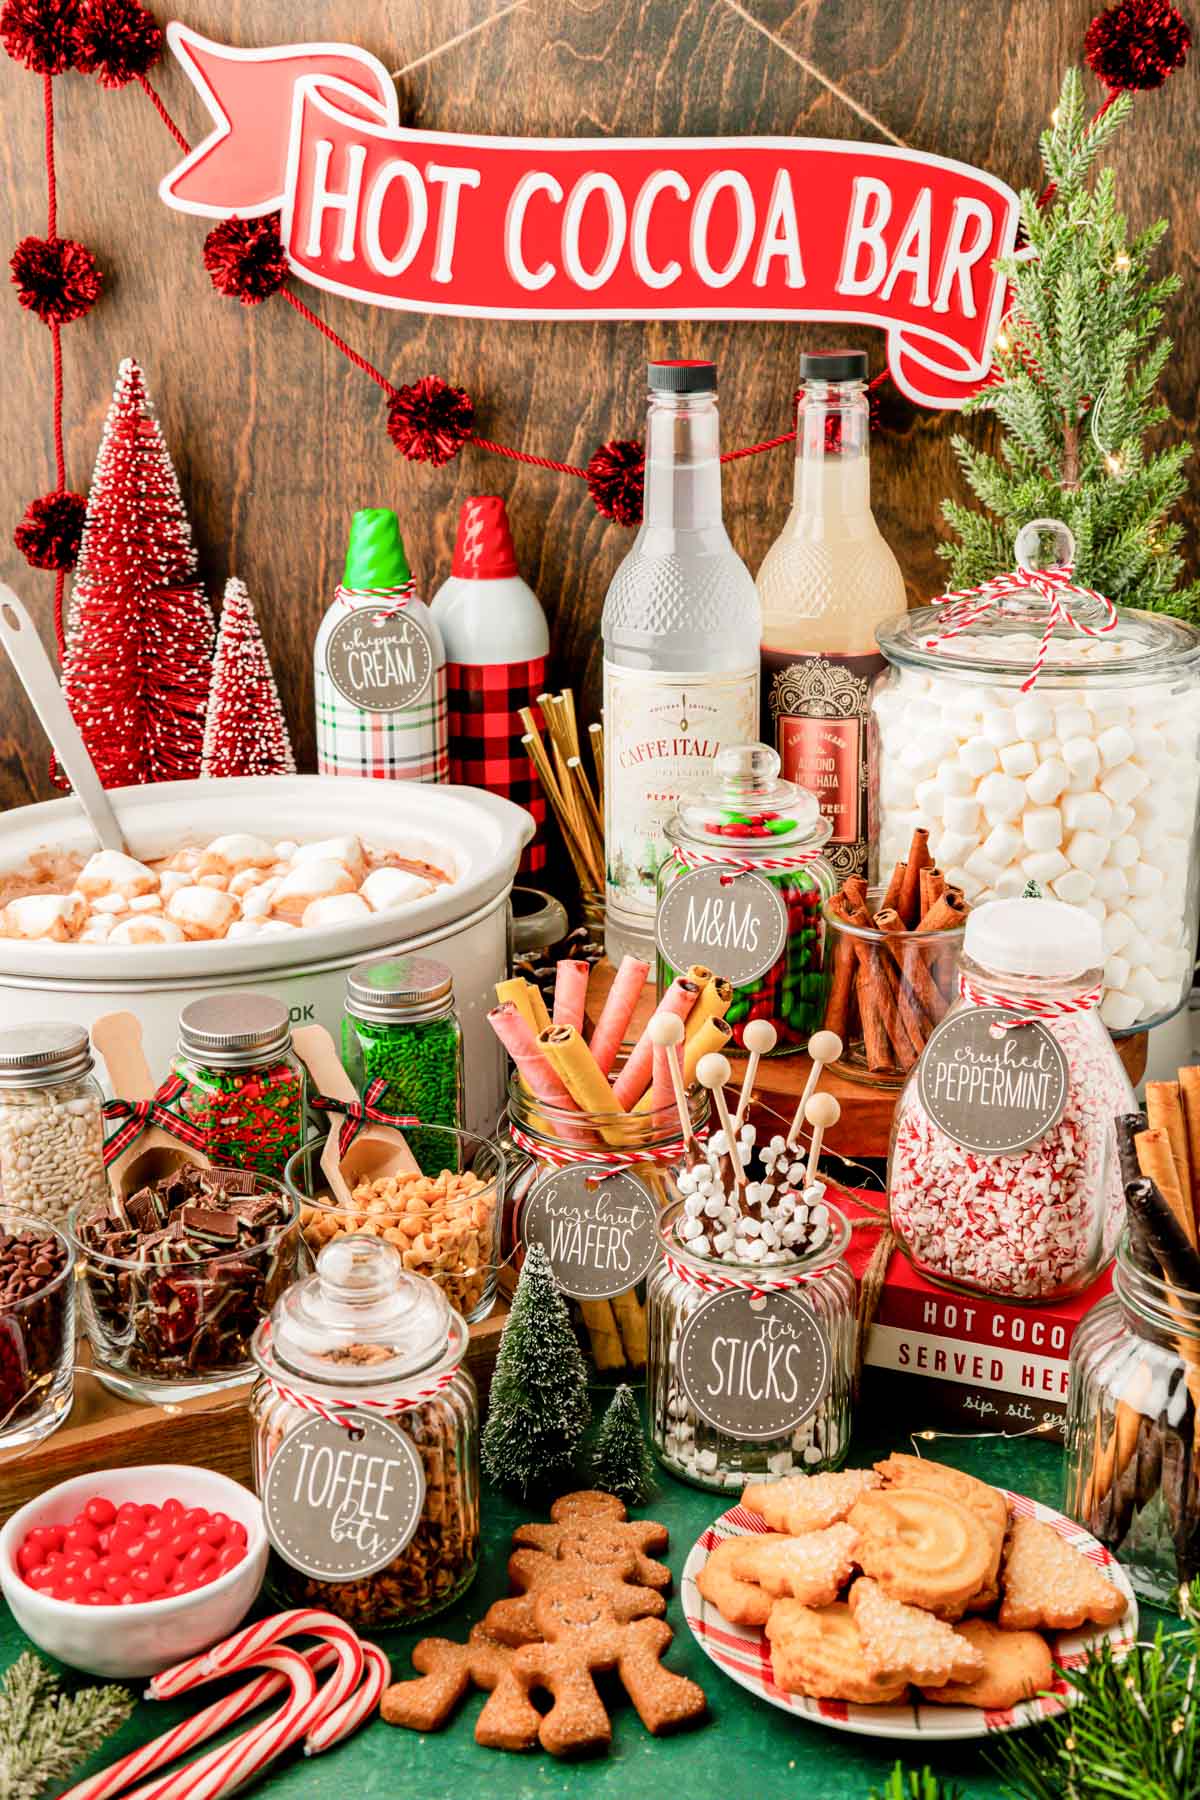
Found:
16,1496 -> 248,1604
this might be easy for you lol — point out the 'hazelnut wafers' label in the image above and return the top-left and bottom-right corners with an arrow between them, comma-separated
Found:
263,1414 -> 425,1581
656,866 -> 787,987
677,1288 -> 831,1440
521,1165 -> 659,1300
324,608 -> 435,712
917,1009 -> 1069,1155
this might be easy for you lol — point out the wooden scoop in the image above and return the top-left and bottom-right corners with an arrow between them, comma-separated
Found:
292,1026 -> 420,1205
92,1010 -> 209,1208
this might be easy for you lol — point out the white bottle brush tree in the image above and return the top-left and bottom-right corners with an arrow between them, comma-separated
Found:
941,68 -> 1199,620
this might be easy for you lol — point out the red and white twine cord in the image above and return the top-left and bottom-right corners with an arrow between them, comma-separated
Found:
509,1120 -> 698,1170
664,1246 -> 818,1301
957,971 -> 1104,1035
672,843 -> 826,883
334,581 -> 416,621
924,563 -> 1118,693
257,1327 -> 457,1430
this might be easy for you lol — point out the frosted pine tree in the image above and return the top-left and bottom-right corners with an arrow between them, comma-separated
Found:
201,577 -> 296,778
481,1243 -> 590,1499
941,69 -> 1198,620
592,1384 -> 655,1505
60,358 -> 215,785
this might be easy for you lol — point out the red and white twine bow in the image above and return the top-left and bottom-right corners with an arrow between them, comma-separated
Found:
101,1074 -> 208,1166
509,1120 -> 696,1171
673,843 -> 825,885
958,971 -> 1103,1036
334,580 -> 416,621
310,1079 -> 418,1157
925,563 -> 1117,692
256,1325 -> 457,1431
664,1248 -> 818,1302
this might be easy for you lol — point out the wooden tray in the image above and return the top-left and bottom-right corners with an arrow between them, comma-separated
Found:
0,1303 -> 508,1522
584,960 -> 1148,1159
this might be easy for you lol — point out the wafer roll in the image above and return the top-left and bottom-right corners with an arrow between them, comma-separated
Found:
1135,1127 -> 1194,1249
539,1025 -> 625,1124
612,976 -> 699,1110
684,975 -> 733,1042
1181,1066 -> 1200,1240
495,976 -> 551,1035
1147,1081 -> 1192,1236
589,955 -> 650,1075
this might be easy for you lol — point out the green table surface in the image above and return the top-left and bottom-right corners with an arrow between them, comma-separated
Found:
0,1420 -> 1169,1800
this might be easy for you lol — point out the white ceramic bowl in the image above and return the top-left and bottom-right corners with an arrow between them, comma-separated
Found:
0,1465 -> 268,1678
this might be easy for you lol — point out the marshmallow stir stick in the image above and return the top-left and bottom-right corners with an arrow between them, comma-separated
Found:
647,1011 -> 694,1151
734,1019 -> 777,1128
786,1029 -> 844,1147
696,1052 -> 746,1195
805,1092 -> 841,1185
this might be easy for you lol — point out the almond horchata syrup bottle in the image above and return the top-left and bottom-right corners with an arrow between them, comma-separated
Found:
601,360 -> 761,966
757,351 -> 906,883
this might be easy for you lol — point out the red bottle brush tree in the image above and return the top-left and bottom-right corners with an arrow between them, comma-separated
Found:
201,576 -> 296,779
60,357 -> 215,786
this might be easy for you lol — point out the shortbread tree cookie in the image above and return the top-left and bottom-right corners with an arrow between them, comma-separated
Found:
729,1524 -> 860,1607
742,1469 -> 881,1536
999,1517 -> 1128,1631
694,1536 -> 773,1628
848,1577 -> 985,1687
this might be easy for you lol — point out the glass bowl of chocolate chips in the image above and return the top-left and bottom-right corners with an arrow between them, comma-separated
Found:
70,1164 -> 302,1402
0,1213 -> 75,1447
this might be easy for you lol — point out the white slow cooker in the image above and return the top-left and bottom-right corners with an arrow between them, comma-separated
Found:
0,776 -> 533,1136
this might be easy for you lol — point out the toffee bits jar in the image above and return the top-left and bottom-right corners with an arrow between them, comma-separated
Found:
0,1024 -> 108,1226
170,994 -> 306,1180
657,744 -> 834,1053
888,897 -> 1134,1302
342,956 -> 464,1175
250,1233 -> 479,1629
646,1197 -> 856,1490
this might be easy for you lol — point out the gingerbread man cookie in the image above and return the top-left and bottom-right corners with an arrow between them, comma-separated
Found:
513,1507 -> 671,1590
513,1579 -> 707,1756
380,1623 -> 542,1750
483,1544 -> 667,1647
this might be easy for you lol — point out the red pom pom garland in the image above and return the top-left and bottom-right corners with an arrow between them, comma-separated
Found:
10,233 -> 101,323
13,489 -> 86,569
73,0 -> 161,87
202,213 -> 289,304
1085,0 -> 1191,89
0,0 -> 78,74
386,375 -> 476,466
586,439 -> 646,527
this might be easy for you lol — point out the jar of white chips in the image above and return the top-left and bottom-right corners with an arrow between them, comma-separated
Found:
874,522 -> 1200,1032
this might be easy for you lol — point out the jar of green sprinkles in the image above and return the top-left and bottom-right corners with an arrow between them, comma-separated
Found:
342,956 -> 465,1174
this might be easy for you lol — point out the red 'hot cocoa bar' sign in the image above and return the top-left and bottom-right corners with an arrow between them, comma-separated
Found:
159,24 -> 1021,408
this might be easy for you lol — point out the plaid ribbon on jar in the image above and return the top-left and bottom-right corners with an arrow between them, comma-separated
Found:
102,1074 -> 209,1166
444,655 -> 549,872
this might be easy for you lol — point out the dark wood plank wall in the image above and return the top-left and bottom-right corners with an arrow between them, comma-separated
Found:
1,0 -> 1196,807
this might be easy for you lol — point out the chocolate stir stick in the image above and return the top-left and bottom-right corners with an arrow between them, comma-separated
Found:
734,1019 -> 777,1129
786,1030 -> 843,1147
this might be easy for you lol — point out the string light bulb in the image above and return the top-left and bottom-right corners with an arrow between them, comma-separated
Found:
1114,251 -> 1132,271
1105,450 -> 1126,477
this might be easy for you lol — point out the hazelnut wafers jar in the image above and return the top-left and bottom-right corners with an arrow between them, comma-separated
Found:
250,1233 -> 479,1628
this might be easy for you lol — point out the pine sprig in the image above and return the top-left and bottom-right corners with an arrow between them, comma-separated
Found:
0,1652 -> 132,1800
868,1765 -> 963,1800
941,67 -> 1198,621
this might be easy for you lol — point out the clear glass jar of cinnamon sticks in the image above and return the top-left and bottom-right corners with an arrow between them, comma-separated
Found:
822,829 -> 967,1087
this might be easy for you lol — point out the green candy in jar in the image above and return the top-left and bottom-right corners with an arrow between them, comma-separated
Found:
342,956 -> 464,1175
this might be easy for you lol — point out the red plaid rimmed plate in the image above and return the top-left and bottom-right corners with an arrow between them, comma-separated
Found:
681,1486 -> 1137,1741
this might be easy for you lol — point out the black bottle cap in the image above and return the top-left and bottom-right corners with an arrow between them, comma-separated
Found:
648,360 -> 718,394
799,349 -> 869,383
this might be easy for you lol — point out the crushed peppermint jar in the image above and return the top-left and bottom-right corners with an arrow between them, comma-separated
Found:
888,896 -> 1134,1300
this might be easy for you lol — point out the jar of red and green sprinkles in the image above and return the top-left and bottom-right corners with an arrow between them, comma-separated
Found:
169,994 -> 306,1180
656,744 -> 834,1054
341,956 -> 464,1175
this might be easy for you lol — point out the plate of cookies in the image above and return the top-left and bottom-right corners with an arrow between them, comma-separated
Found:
682,1455 -> 1136,1741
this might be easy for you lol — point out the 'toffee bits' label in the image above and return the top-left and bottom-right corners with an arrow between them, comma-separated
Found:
677,1289 -> 831,1440
263,1414 -> 425,1581
656,866 -> 787,987
917,1009 -> 1069,1154
521,1165 -> 659,1300
325,607 -> 436,712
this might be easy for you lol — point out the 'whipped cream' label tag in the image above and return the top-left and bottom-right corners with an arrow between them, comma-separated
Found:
325,607 -> 435,712
263,1414 -> 425,1581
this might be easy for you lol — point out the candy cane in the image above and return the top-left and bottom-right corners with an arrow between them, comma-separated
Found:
304,1642 -> 391,1756
153,1610 -> 362,1698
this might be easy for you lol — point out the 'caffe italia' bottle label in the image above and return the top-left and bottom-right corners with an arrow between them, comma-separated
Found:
762,649 -> 882,883
603,662 -> 759,922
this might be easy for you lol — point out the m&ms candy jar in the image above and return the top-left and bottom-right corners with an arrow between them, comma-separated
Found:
656,744 -> 834,1054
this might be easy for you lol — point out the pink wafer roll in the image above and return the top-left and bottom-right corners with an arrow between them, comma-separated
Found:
611,976 -> 699,1110
552,958 -> 590,1033
649,1036 -> 681,1117
126,1649 -> 318,1800
304,1642 -> 391,1755
589,954 -> 650,1074
487,1002 -> 575,1109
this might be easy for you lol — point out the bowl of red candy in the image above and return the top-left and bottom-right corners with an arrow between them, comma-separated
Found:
0,1464 -> 267,1676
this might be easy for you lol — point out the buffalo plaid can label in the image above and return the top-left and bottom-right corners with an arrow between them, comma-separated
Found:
444,653 -> 549,872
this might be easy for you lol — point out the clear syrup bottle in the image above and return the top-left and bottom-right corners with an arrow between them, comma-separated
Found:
601,360 -> 761,965
757,351 -> 906,882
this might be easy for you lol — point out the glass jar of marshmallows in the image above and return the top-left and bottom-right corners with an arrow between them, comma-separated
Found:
874,523 -> 1200,1033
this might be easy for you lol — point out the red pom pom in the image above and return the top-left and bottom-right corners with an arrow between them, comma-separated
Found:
13,489 -> 86,570
73,0 -> 160,87
10,235 -> 102,324
586,438 -> 645,526
0,0 -> 78,73
1085,0 -> 1191,88
386,376 -> 475,466
202,214 -> 288,305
